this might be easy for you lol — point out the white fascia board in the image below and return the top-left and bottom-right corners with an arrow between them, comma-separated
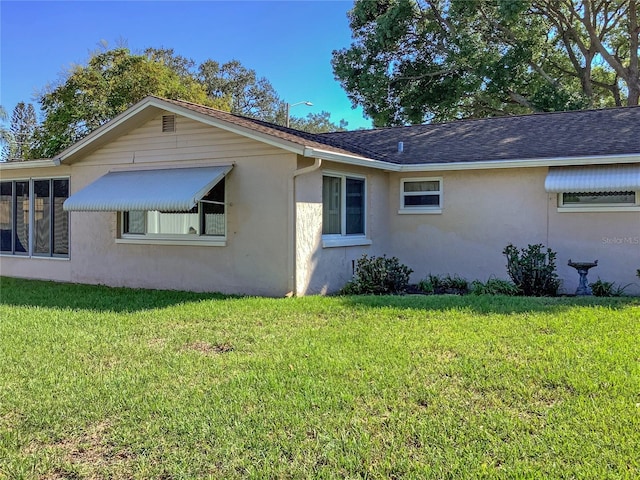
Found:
302,147 -> 400,171
397,153 -> 640,172
0,159 -> 60,170
301,149 -> 640,173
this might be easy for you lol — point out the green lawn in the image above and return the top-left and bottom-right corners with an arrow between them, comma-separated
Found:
1,277 -> 638,479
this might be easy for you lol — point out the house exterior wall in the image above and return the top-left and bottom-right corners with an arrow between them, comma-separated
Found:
1,113 -> 297,296
387,166 -> 640,295
2,109 -> 637,297
295,160 -> 391,295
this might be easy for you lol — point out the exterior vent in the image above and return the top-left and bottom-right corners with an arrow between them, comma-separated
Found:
162,115 -> 176,133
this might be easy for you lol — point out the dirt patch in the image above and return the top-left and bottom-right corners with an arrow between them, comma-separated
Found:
26,420 -> 134,479
148,337 -> 167,348
185,340 -> 234,355
0,411 -> 21,430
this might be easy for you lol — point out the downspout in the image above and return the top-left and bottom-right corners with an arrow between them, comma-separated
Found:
287,156 -> 322,296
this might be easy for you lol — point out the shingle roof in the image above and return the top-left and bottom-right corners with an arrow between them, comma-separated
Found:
317,106 -> 640,164
163,97 -> 640,165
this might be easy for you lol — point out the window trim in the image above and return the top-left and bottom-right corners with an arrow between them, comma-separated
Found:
557,190 -> 640,212
398,176 -> 443,214
119,179 -> 227,246
321,170 -> 369,248
0,176 -> 70,258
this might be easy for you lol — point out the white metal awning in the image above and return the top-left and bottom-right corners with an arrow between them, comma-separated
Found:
545,164 -> 640,193
63,165 -> 232,212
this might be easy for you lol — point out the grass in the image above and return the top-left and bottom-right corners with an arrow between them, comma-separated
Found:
0,277 -> 638,479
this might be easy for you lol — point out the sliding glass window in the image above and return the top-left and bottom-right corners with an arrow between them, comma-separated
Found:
0,178 -> 69,257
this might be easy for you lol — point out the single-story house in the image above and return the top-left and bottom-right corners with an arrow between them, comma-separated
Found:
1,96 -> 638,296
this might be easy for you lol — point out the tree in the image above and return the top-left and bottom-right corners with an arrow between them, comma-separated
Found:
7,102 -> 37,160
32,45 -> 350,157
198,59 -> 282,121
197,59 -> 350,131
532,0 -> 639,107
332,0 -> 639,126
288,111 -> 349,132
0,106 -> 17,161
144,47 -> 196,78
32,47 -> 229,158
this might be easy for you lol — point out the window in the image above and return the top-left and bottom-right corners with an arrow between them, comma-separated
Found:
322,174 -> 365,237
399,177 -> 443,213
0,178 -> 69,257
560,191 -> 638,208
122,179 -> 226,240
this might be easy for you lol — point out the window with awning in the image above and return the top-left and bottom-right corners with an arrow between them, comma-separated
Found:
64,165 -> 232,241
545,164 -> 639,210
63,165 -> 232,212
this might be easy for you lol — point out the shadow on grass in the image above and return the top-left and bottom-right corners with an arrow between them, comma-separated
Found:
0,277 -> 237,313
1,277 -> 638,315
334,292 -> 639,314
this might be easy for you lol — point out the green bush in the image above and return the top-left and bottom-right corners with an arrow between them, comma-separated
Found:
418,274 -> 468,295
470,278 -> 520,296
503,243 -> 560,296
340,254 -> 413,295
590,278 -> 629,297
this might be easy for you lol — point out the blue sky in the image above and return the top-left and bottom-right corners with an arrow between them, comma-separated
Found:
0,0 -> 372,130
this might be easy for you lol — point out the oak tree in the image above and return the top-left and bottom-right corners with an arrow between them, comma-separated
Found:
332,0 -> 639,126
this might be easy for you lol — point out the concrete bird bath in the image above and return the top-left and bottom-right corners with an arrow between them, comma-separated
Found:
568,259 -> 598,296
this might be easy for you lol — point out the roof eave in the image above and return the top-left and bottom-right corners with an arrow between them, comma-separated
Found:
302,147 -> 399,171
0,158 -> 61,170
299,150 -> 640,172
396,153 -> 640,172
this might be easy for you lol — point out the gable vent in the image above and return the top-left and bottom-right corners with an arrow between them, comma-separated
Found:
162,115 -> 176,133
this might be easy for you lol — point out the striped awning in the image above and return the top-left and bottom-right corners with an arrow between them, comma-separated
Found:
544,164 -> 640,193
63,165 -> 232,212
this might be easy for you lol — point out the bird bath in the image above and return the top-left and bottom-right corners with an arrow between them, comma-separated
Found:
568,259 -> 598,296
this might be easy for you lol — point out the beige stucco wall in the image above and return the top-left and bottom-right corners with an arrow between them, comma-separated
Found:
295,160 -> 391,295
387,166 -> 640,295
1,113 -> 297,296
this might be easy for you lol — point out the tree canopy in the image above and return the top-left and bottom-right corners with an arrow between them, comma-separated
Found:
332,0 -> 639,126
289,111 -> 349,132
33,48 -> 226,158
27,46 -> 347,158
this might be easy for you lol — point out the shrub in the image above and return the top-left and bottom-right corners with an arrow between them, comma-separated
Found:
590,278 -> 629,297
470,278 -> 519,296
340,254 -> 413,295
503,243 -> 560,296
418,274 -> 468,295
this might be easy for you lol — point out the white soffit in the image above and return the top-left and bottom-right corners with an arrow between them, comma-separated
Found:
63,165 -> 232,212
544,164 -> 640,193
